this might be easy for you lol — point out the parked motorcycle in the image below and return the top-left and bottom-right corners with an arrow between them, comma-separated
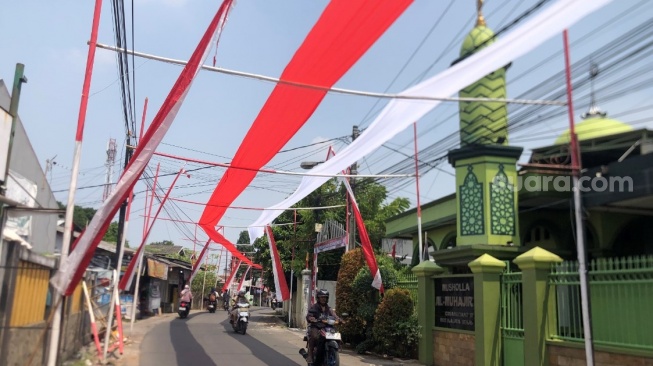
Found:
230,302 -> 250,334
299,314 -> 343,366
207,300 -> 217,313
270,298 -> 278,310
178,301 -> 190,319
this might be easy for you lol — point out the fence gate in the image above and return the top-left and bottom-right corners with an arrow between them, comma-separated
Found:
500,266 -> 524,366
311,220 -> 347,305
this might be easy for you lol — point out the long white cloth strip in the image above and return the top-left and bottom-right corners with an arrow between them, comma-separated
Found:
248,0 -> 612,243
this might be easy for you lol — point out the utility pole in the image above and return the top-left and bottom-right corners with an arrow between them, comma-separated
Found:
348,125 -> 360,251
563,30 -> 594,365
1,63 -> 27,207
102,138 -> 117,202
114,146 -> 132,270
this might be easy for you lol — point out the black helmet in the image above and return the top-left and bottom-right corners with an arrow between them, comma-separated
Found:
238,290 -> 246,296
316,289 -> 329,301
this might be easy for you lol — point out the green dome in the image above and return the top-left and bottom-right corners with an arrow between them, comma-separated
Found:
555,116 -> 633,144
461,25 -> 495,58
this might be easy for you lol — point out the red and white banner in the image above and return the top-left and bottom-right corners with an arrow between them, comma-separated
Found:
222,259 -> 241,293
189,239 -> 211,284
205,228 -> 260,269
51,0 -> 235,295
237,265 -> 251,292
265,226 -> 289,301
200,0 -> 411,257
342,180 -> 383,292
249,0 -> 613,243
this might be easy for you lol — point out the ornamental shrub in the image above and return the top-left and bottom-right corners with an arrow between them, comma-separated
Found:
336,248 -> 365,344
372,288 -> 420,358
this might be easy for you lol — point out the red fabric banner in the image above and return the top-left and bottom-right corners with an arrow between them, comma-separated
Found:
340,167 -> 383,293
351,198 -> 383,293
222,259 -> 241,293
204,228 -> 261,269
198,0 -> 412,255
266,226 -> 290,301
237,265 -> 251,292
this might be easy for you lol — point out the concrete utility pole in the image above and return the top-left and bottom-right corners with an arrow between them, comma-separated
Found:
348,125 -> 360,251
114,146 -> 133,271
1,63 -> 27,197
3,63 -> 26,182
0,63 -> 27,248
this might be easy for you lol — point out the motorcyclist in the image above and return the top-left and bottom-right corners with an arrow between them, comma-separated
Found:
206,287 -> 218,307
180,284 -> 193,304
305,289 -> 338,366
222,290 -> 230,309
230,290 -> 250,324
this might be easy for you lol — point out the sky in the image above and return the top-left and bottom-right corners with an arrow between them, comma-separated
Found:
1,0 -> 652,268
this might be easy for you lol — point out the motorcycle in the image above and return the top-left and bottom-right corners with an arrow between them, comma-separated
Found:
270,298 -> 278,310
207,300 -> 217,313
230,302 -> 250,335
299,314 -> 343,366
223,300 -> 229,311
178,301 -> 190,319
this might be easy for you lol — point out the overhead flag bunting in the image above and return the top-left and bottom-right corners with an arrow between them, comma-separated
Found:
199,0 -> 412,259
265,226 -> 290,301
248,0 -> 614,243
52,0 -> 236,295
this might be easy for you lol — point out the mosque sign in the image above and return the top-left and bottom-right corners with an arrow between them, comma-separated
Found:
434,276 -> 475,331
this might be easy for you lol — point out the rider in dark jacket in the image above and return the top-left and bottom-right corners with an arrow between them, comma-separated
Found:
305,289 -> 337,366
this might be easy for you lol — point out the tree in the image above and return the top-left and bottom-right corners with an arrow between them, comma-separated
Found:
56,202 -> 132,247
57,201 -> 96,230
244,177 -> 409,291
102,221 -> 130,247
191,270 -> 218,306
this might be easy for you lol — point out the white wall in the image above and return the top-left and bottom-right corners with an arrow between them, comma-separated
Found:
315,280 -> 337,310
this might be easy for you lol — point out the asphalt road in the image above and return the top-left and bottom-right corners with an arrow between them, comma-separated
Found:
138,307 -> 306,366
131,306 -> 419,366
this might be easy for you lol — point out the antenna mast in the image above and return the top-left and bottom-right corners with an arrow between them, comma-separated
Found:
103,138 -> 117,201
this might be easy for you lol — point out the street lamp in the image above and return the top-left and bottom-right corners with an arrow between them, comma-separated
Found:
300,161 -> 323,170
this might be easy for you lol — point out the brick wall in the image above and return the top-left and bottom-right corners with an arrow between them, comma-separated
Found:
433,330 -> 475,366
548,343 -> 653,366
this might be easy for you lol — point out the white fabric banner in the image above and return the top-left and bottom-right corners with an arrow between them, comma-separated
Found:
249,0 -> 612,242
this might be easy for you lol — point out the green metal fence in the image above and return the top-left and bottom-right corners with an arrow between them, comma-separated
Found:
501,267 -> 525,366
396,272 -> 418,309
549,255 -> 653,351
501,269 -> 524,337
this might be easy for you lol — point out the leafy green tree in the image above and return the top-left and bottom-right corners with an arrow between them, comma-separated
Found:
102,221 -> 130,247
57,201 -> 97,229
58,201 -> 131,247
236,177 -> 409,291
191,270 -> 218,307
